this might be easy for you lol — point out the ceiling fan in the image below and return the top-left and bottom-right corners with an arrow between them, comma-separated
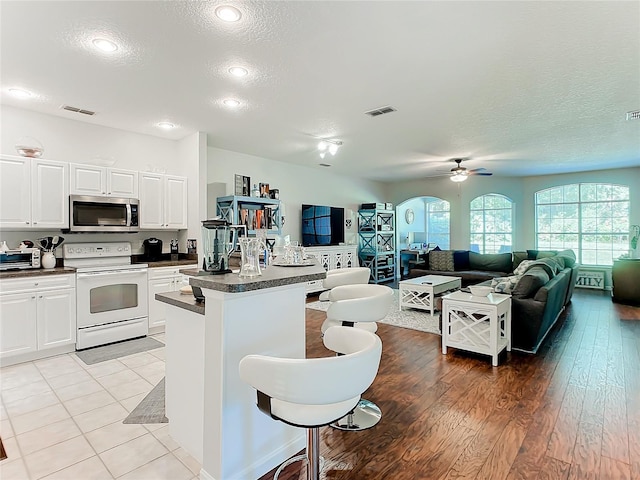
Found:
444,158 -> 493,182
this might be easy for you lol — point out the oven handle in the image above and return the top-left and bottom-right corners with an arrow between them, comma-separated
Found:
77,269 -> 148,278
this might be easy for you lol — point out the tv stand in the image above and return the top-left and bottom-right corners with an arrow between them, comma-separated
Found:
304,245 -> 358,293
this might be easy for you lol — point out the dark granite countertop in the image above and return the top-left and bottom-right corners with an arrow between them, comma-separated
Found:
187,261 -> 326,294
132,254 -> 198,268
156,291 -> 205,315
0,266 -> 76,280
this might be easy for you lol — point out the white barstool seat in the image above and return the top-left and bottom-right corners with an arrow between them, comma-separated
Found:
320,283 -> 394,334
319,283 -> 393,431
239,326 -> 382,480
318,267 -> 370,301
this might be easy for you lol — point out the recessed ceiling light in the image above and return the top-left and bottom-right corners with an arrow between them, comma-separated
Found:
215,6 -> 242,22
228,66 -> 248,77
223,98 -> 241,108
157,122 -> 175,129
8,88 -> 33,99
92,38 -> 118,53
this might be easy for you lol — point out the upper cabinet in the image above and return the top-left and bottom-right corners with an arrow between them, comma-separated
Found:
139,172 -> 187,230
70,164 -> 138,198
0,155 -> 69,230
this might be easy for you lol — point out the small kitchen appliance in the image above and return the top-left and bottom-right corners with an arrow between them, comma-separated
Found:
192,220 -> 240,303
200,220 -> 239,275
143,237 -> 163,261
0,247 -> 41,271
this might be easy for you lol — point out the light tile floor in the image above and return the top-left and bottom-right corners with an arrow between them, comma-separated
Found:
0,334 -> 201,480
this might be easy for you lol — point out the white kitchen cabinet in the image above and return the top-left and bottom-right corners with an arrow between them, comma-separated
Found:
37,288 -> 76,350
0,292 -> 38,358
0,274 -> 76,366
0,155 -> 69,229
304,245 -> 359,293
148,265 -> 196,333
70,163 -> 138,198
139,172 -> 187,230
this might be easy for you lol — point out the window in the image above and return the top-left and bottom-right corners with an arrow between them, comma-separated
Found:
535,183 -> 630,266
470,194 -> 514,254
425,198 -> 450,249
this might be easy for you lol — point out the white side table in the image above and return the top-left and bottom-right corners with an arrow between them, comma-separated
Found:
441,290 -> 511,366
399,275 -> 461,316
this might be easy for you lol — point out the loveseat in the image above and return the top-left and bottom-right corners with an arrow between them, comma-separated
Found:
407,248 -> 579,353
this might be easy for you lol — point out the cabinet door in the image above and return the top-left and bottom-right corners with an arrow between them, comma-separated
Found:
37,288 -> 76,350
164,176 -> 187,229
31,159 -> 69,229
0,292 -> 37,358
139,172 -> 165,229
70,164 -> 106,195
148,278 -> 175,329
107,168 -> 138,198
0,155 -> 31,228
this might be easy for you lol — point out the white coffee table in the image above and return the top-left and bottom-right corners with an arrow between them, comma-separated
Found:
398,275 -> 462,316
441,290 -> 512,366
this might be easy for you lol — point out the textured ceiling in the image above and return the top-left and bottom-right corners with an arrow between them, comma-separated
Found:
1,1 -> 639,181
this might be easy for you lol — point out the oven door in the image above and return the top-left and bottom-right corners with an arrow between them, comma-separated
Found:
76,268 -> 148,328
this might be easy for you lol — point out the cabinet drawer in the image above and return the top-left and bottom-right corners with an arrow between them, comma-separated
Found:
148,265 -> 197,280
0,274 -> 76,294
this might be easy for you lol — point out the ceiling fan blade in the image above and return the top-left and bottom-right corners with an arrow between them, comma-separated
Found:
468,167 -> 486,173
470,171 -> 493,176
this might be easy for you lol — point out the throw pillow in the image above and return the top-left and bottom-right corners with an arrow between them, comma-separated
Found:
512,267 -> 550,298
429,250 -> 455,271
453,250 -> 470,271
556,249 -> 577,267
469,252 -> 512,272
512,251 -> 528,271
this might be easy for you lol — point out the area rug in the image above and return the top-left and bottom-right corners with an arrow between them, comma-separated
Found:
306,289 -> 441,335
75,337 -> 164,366
123,377 -> 168,424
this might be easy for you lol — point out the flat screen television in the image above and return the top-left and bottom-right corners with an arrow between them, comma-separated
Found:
301,204 -> 345,247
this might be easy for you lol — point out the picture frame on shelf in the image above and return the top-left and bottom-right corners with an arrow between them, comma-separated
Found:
242,176 -> 251,196
234,174 -> 244,196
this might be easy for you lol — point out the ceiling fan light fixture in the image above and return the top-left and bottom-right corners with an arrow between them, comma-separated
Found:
450,174 -> 467,182
329,143 -> 339,155
318,141 -> 328,151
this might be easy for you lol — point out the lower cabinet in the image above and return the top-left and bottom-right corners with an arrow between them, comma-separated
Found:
304,245 -> 358,293
148,265 -> 196,333
0,274 -> 76,366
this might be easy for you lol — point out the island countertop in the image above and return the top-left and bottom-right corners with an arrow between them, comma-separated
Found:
185,262 -> 326,293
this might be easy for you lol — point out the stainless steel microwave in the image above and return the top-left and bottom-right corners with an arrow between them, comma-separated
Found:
68,195 -> 139,233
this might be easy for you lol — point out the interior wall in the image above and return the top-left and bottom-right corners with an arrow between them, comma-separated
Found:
1,105 -> 180,173
206,146 -> 386,245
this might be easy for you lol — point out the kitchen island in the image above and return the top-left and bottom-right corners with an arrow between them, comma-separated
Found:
157,262 -> 325,480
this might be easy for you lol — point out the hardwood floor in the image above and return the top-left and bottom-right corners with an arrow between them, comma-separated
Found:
257,289 -> 640,480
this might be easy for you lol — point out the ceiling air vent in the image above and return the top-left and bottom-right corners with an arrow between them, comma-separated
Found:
61,105 -> 96,116
319,163 -> 332,167
626,110 -> 640,121
364,106 -> 396,117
